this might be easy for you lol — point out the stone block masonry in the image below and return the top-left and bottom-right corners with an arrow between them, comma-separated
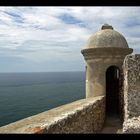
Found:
0,96 -> 105,133
123,54 -> 140,133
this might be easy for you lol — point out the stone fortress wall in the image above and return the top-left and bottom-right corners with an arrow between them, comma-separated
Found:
123,54 -> 140,133
0,96 -> 105,133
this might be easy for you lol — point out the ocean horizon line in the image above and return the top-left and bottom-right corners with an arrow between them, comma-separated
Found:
0,71 -> 85,74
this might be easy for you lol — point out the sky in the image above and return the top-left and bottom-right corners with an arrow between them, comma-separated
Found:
0,7 -> 140,72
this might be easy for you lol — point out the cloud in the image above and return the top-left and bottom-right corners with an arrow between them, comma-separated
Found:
0,7 -> 139,72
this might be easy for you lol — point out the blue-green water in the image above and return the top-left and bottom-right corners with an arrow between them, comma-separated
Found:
0,72 -> 85,127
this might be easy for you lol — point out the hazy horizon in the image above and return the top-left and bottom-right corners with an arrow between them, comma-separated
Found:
0,70 -> 85,73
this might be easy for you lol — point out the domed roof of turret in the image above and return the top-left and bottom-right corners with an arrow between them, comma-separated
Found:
86,24 -> 129,48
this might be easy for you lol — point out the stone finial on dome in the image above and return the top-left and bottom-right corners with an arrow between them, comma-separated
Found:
101,24 -> 113,30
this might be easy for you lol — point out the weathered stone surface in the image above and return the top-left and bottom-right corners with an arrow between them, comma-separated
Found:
45,97 -> 105,133
0,96 -> 105,134
119,69 -> 124,123
123,54 -> 140,133
123,117 -> 140,133
85,24 -> 128,49
123,54 -> 140,119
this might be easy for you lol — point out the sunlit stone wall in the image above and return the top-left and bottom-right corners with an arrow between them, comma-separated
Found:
123,54 -> 140,133
0,96 -> 105,134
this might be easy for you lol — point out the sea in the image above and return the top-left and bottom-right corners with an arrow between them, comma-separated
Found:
0,71 -> 85,127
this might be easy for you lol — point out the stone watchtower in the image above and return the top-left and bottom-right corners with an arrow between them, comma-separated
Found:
81,24 -> 133,117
